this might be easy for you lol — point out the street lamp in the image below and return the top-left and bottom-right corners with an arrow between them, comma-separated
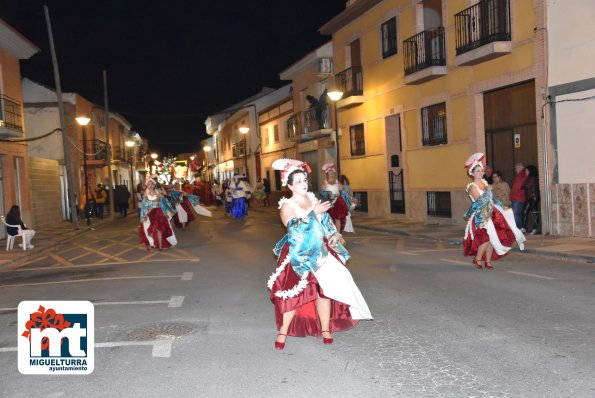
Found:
239,126 -> 250,182
125,139 -> 136,210
76,116 -> 91,225
203,145 -> 212,184
327,90 -> 344,177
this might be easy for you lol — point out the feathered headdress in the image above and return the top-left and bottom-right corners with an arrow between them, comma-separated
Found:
465,153 -> 485,176
272,158 -> 311,186
321,163 -> 336,174
145,174 -> 158,185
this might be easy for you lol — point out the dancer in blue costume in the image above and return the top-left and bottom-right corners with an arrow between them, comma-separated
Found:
139,176 -> 177,251
229,174 -> 252,218
267,158 -> 372,351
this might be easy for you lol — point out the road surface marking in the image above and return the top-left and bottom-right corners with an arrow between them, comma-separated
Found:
0,340 -> 174,358
16,256 -> 48,267
75,243 -> 126,262
181,272 -> 194,281
0,275 -> 186,289
6,258 -> 200,272
68,252 -> 92,261
507,271 -> 555,280
0,296 -> 186,311
398,251 -> 419,256
112,247 -> 136,257
442,259 -> 470,266
45,253 -> 73,267
168,296 -> 185,307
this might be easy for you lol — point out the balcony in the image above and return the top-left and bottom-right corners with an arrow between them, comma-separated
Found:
112,146 -> 132,163
334,66 -> 364,109
455,0 -> 511,66
0,95 -> 24,137
81,139 -> 108,166
232,141 -> 245,158
403,27 -> 447,85
287,104 -> 332,142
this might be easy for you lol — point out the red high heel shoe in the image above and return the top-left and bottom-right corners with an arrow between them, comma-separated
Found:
274,333 -> 287,350
321,330 -> 333,345
484,262 -> 494,270
472,257 -> 483,269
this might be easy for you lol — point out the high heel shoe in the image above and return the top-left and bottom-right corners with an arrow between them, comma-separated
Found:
484,262 -> 494,270
472,257 -> 483,269
321,330 -> 333,345
274,333 -> 287,350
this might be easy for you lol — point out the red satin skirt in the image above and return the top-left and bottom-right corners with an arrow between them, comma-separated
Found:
173,197 -> 195,229
139,208 -> 174,249
269,242 -> 358,337
463,207 -> 517,261
328,195 -> 349,221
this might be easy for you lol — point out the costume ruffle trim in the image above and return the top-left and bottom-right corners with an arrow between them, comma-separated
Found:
267,254 -> 310,300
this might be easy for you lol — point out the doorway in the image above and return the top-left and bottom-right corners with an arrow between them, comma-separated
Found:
484,81 -> 538,185
386,115 -> 405,213
301,150 -> 319,193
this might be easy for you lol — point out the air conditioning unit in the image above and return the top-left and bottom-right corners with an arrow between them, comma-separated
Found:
318,58 -> 333,75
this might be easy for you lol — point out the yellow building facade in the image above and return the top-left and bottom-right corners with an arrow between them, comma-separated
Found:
321,0 -> 546,223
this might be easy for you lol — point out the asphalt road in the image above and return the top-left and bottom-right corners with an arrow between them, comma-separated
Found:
0,207 -> 594,397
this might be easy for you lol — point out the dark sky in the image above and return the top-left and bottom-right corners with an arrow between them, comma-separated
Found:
1,0 -> 346,154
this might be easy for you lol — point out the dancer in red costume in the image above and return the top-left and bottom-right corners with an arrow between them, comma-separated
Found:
268,159 -> 372,350
139,177 -> 177,251
320,163 -> 349,233
463,153 -> 525,269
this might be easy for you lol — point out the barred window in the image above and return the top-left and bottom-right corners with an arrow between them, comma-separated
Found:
274,124 -> 280,143
381,16 -> 397,59
350,123 -> 365,157
427,191 -> 451,217
421,102 -> 447,146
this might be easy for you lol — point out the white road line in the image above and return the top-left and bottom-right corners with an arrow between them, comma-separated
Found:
441,259 -> 471,266
0,296 -> 185,311
507,271 -> 555,280
181,272 -> 193,281
7,259 -> 199,272
0,340 -> 174,358
0,275 -> 185,289
168,296 -> 185,308
398,251 -> 420,256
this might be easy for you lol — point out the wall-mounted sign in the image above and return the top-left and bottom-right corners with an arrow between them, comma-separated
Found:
514,133 -> 521,148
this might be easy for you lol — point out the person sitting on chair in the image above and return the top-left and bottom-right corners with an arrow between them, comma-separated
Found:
5,205 -> 35,249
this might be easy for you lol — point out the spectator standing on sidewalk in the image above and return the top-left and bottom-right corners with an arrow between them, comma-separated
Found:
509,163 -> 528,230
263,178 -> 271,207
463,153 -> 525,270
94,183 -> 107,218
491,171 -> 510,207
523,165 -> 541,234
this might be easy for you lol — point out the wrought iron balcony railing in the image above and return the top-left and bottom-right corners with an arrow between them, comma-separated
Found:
403,27 -> 446,75
112,146 -> 132,162
286,104 -> 330,139
455,0 -> 511,55
232,141 -> 245,158
0,94 -> 23,133
80,139 -> 108,162
334,66 -> 363,98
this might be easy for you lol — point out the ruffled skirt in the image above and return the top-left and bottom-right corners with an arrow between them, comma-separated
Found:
231,197 -> 247,218
328,195 -> 349,221
139,208 -> 177,249
464,205 -> 525,260
268,242 -> 372,337
173,197 -> 195,228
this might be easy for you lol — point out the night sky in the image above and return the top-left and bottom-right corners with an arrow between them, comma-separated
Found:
1,0 -> 346,154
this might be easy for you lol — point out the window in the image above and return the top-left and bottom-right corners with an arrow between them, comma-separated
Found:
421,102 -> 447,146
263,127 -> 270,147
381,16 -> 398,58
353,191 -> 368,212
349,123 -> 365,156
273,124 -> 280,143
427,191 -> 451,217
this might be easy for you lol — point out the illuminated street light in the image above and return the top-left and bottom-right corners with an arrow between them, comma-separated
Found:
76,116 -> 92,225
327,90 -> 344,177
150,153 -> 158,160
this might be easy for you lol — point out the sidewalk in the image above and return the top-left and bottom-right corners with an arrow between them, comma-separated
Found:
350,212 -> 595,263
0,217 -> 113,268
3,208 -> 595,268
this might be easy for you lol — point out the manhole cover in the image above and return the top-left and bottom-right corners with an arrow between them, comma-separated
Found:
127,323 -> 194,341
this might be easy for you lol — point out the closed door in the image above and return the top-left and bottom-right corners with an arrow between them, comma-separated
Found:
386,115 -> 405,213
0,158 -> 5,239
301,150 -> 319,193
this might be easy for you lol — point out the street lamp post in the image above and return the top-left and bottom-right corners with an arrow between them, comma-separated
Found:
239,126 -> 250,182
203,145 -> 212,184
76,116 -> 91,225
327,90 -> 344,177
125,139 -> 136,210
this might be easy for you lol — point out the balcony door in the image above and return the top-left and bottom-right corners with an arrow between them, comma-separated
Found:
0,156 -> 4,239
386,115 -> 405,213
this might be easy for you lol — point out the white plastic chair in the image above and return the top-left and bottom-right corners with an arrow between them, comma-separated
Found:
1,216 -> 27,251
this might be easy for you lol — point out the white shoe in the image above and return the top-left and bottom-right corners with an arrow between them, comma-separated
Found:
27,244 -> 34,249
529,229 -> 537,235
521,228 -> 526,233
18,243 -> 23,248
